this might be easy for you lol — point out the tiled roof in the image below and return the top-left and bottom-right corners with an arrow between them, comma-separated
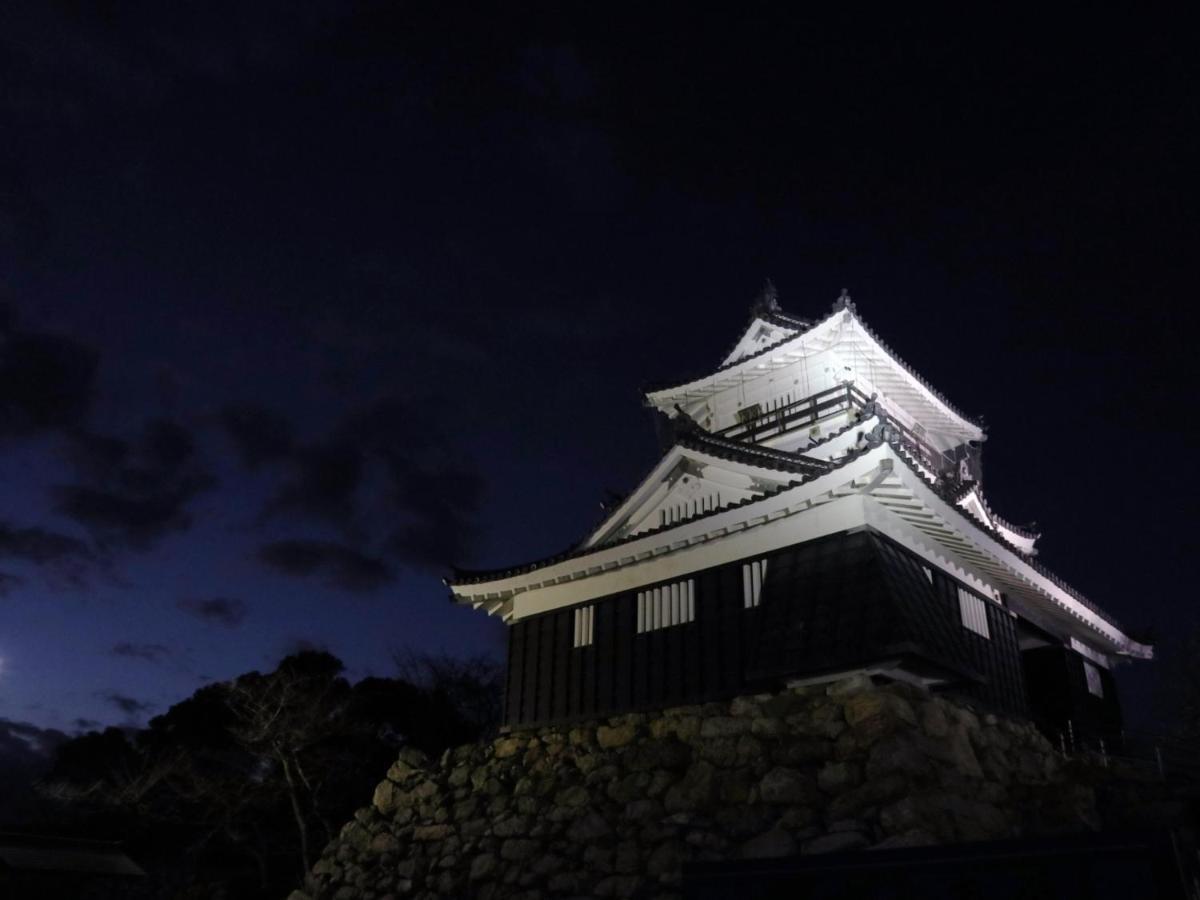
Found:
645,294 -> 985,434
676,427 -> 830,476
887,435 -> 1128,636
447,433 -> 864,587
448,417 -> 1135,647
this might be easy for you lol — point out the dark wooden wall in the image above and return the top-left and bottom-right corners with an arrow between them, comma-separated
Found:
504,530 -> 1039,728
1022,645 -> 1123,747
926,570 -> 1028,716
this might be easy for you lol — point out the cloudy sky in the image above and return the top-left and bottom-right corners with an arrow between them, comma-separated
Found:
1,5 -> 1194,745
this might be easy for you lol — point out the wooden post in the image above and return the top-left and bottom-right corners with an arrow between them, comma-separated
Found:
1155,745 -> 1165,779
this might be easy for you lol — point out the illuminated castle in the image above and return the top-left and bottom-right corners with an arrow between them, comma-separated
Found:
449,286 -> 1150,743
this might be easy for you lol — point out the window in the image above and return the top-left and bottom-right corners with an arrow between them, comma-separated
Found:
736,404 -> 763,425
742,558 -> 769,608
573,605 -> 594,648
957,587 -> 990,639
1084,661 -> 1104,698
636,579 -> 696,633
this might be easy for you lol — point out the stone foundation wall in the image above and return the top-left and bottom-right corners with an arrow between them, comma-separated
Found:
292,677 -> 1123,900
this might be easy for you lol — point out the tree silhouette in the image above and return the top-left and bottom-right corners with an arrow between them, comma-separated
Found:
40,650 -> 502,898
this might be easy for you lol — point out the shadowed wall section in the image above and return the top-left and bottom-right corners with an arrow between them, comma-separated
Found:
504,531 -> 1030,730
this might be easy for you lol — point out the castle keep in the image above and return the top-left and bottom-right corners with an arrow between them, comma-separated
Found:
448,288 -> 1151,746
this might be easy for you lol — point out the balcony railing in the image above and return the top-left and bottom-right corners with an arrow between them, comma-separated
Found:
714,383 -> 870,443
714,383 -> 975,490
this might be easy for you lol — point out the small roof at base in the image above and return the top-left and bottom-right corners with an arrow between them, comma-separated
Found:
0,832 -> 146,878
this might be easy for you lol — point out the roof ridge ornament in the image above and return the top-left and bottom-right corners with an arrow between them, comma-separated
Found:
832,287 -> 856,314
671,404 -> 703,436
750,279 -> 780,318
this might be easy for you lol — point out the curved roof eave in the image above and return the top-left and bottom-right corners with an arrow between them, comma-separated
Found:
645,301 -> 985,441
448,434 -> 1146,661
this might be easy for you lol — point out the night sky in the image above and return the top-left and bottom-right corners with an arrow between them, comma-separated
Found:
1,5 -> 1194,748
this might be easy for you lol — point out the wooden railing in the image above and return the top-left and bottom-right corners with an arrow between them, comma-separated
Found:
714,383 -> 868,442
714,382 -> 972,488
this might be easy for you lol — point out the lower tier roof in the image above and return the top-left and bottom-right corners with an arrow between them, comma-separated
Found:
448,434 -> 1150,664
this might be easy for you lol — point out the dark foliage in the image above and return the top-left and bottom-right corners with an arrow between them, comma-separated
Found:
39,651 -> 501,899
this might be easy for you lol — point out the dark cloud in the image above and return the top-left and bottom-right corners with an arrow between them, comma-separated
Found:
0,521 -> 93,564
258,539 -> 392,592
177,596 -> 247,628
99,692 -> 154,717
0,327 -> 98,437
55,419 -> 214,550
219,404 -> 295,468
0,520 -> 94,586
266,442 -> 363,527
0,717 -> 69,766
73,717 -> 101,732
387,467 -> 483,569
239,395 -> 482,583
0,572 -> 23,595
111,641 -> 170,663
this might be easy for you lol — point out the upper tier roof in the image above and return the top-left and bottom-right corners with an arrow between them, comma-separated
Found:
645,293 -> 985,445
717,282 -> 813,367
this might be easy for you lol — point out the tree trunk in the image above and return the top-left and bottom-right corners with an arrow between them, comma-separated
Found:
294,757 -> 334,843
249,823 -> 270,891
280,753 -> 312,876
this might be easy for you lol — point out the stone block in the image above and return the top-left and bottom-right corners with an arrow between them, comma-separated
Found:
803,830 -> 868,854
566,811 -> 612,841
843,692 -> 917,745
370,833 -> 399,854
373,780 -> 398,815
627,736 -> 692,771
919,700 -> 950,738
759,766 -> 819,805
771,735 -> 833,766
865,734 -> 933,780
817,760 -> 862,794
493,736 -> 524,759
492,814 -> 530,837
412,824 -> 452,841
499,838 -> 539,861
646,839 -> 685,876
739,828 -> 797,859
595,875 -> 643,897
597,722 -> 639,748
700,716 -> 751,738
664,761 -> 717,813
468,852 -> 497,881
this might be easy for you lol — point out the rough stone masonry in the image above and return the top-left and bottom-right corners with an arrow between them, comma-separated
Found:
291,676 -> 1180,900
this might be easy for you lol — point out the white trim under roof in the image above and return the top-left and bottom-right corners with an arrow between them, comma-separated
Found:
581,441 -> 802,549
450,443 -> 1148,662
720,315 -> 803,367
